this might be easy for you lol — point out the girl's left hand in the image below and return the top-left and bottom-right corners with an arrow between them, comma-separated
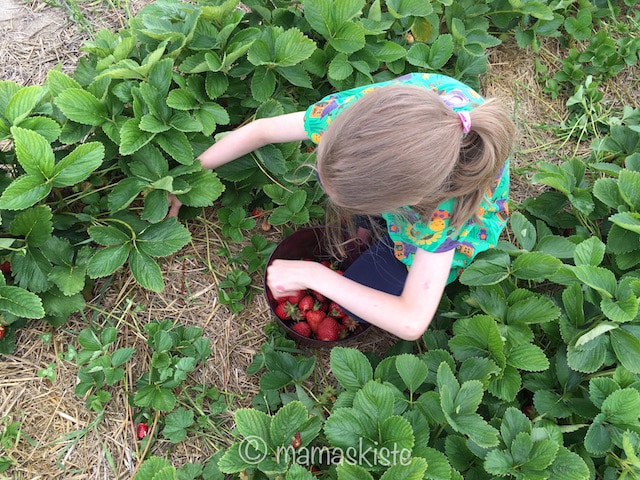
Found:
266,259 -> 317,300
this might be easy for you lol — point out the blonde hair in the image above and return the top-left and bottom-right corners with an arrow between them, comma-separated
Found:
316,85 -> 515,258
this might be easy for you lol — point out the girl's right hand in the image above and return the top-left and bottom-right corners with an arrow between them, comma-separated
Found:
167,194 -> 182,217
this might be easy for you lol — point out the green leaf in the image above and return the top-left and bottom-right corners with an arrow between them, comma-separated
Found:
337,463 -> 374,480
9,205 -> 52,247
52,142 -> 104,187
11,126 -> 55,178
108,177 -> 148,213
156,131 -> 193,165
574,237 -> 606,267
48,264 -> 86,296
17,116 -> 61,143
166,88 -> 199,111
533,389 -> 573,418
573,265 -> 616,298
0,174 -> 51,210
547,446 -> 590,480
449,316 -> 506,369
379,458 -> 427,480
353,381 -> 395,424
235,408 -> 271,451
329,22 -> 366,54
618,168 -> 640,211
507,291 -> 560,324
510,211 -> 536,251
176,170 -> 225,207
129,249 -> 164,292
46,70 -> 81,97
428,34 -> 454,70
610,212 -> 640,235
269,401 -> 309,446
488,364 -> 521,402
87,244 -> 130,278
120,118 -> 155,156
137,218 -> 191,257
387,0 -> 433,17
6,85 -> 44,125
330,347 -> 373,390
54,88 -> 107,126
512,252 -> 562,280
328,53 -> 354,81
459,251 -> 510,285
274,28 -> 316,67
602,388 -> 640,425
301,0 -> 332,36
251,67 -> 276,103
0,286 -> 45,318
610,328 -> 640,373
507,343 -> 549,372
501,407 -> 531,447
133,456 -> 176,480
134,385 -> 176,412
89,225 -> 132,246
162,407 -> 195,443
111,348 -> 135,367
395,354 -> 428,393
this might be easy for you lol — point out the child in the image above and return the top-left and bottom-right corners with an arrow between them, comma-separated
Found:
169,73 -> 515,341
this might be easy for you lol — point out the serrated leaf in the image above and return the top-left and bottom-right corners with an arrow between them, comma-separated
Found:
512,252 -> 562,280
618,169 -> 640,211
328,53 -> 353,81
9,205 -> 52,247
166,88 -> 199,110
0,174 -> 51,210
510,211 -> 536,251
17,116 -> 61,143
395,354 -> 428,393
120,118 -> 155,156
507,343 -> 549,372
162,407 -> 194,443
156,130 -> 193,165
52,142 -> 104,187
610,328 -> 640,373
610,211 -> 640,235
11,126 -> 55,178
330,347 -> 373,390
574,237 -> 606,267
6,85 -> 44,125
87,244 -> 130,278
0,286 -> 45,318
137,218 -> 191,257
573,265 -> 616,298
134,384 -> 176,412
54,88 -> 106,126
329,22 -> 366,54
235,408 -> 271,450
108,177 -> 148,213
129,248 -> 164,292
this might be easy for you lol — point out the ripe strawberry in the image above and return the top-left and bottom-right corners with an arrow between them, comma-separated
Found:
305,310 -> 325,334
316,317 -> 341,342
136,423 -> 149,440
275,302 -> 290,320
287,290 -> 306,304
328,302 -> 346,319
291,321 -> 312,337
251,207 -> 264,218
310,289 -> 327,303
342,316 -> 358,332
0,261 -> 10,274
0,325 -> 5,340
319,260 -> 332,268
298,295 -> 315,314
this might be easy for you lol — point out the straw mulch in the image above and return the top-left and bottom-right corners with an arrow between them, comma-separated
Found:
0,1 -> 603,478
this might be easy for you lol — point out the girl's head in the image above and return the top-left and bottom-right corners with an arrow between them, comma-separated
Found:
316,85 -> 515,232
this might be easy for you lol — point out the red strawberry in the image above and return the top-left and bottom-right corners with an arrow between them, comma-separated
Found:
287,290 -> 306,304
136,423 -> 149,440
291,321 -> 312,337
251,208 -> 265,218
334,269 -> 344,275
316,317 -> 341,342
0,325 -> 4,340
319,260 -> 332,268
328,302 -> 346,319
298,295 -> 315,314
0,261 -> 10,274
342,316 -> 358,332
311,289 -> 327,303
305,310 -> 325,334
275,302 -> 290,320
275,301 -> 302,321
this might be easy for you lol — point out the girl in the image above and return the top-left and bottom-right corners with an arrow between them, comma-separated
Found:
169,72 -> 515,341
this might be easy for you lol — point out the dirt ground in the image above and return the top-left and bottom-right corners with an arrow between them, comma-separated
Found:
0,0 -> 600,478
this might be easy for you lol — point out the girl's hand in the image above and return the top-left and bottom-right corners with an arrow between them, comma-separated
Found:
167,194 -> 182,217
266,259 -> 317,300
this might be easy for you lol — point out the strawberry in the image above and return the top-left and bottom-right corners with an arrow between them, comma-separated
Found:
275,301 -> 302,321
328,302 -> 346,319
291,431 -> 302,448
319,260 -> 332,268
275,302 -> 290,320
297,295 -> 315,314
342,316 -> 358,332
0,261 -> 10,274
310,289 -> 327,303
0,325 -> 4,340
291,321 -> 312,337
316,317 -> 341,342
287,290 -> 306,304
136,423 -> 149,440
305,310 -> 325,334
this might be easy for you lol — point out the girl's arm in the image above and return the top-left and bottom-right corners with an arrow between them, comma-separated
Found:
266,248 -> 454,341
168,111 -> 308,216
198,111 -> 309,169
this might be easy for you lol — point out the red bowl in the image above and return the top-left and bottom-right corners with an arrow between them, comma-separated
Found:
264,226 -> 371,347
